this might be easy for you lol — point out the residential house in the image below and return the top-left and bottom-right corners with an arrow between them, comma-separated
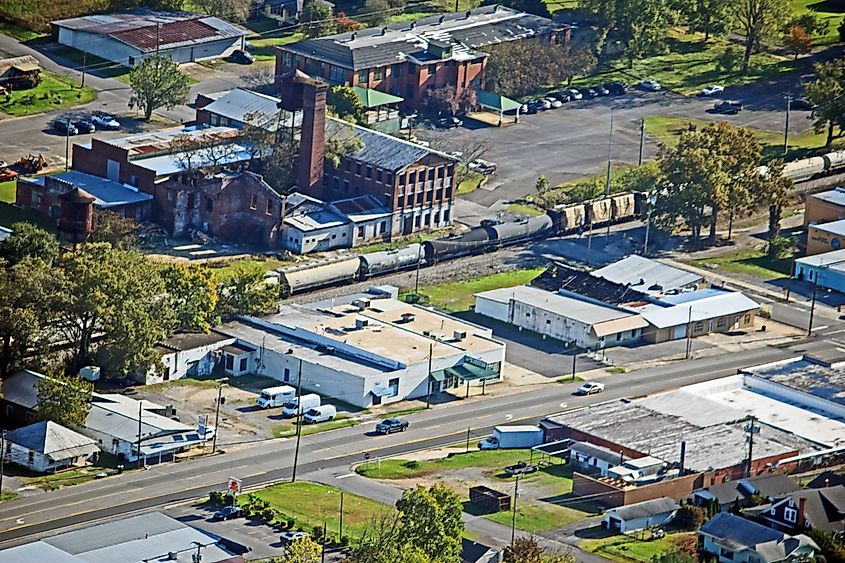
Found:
602,497 -> 679,533
276,5 -> 565,112
150,330 -> 244,385
804,186 -> 845,226
568,441 -> 626,477
692,475 -> 800,512
744,486 -> 845,534
462,538 -> 500,563
0,370 -> 42,428
16,171 -> 153,222
254,0 -> 304,25
699,512 -> 818,563
195,88 -> 284,129
807,219 -> 845,255
52,10 -> 247,68
806,471 -> 845,490
0,55 -> 40,89
591,255 -> 703,297
3,421 -> 99,473
794,249 -> 845,293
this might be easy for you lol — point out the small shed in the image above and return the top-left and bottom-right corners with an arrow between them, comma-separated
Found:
4,421 -> 99,473
0,55 -> 41,89
475,90 -> 522,126
603,496 -> 679,534
469,485 -> 511,513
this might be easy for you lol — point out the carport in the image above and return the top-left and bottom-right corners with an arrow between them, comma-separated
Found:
474,90 -> 522,126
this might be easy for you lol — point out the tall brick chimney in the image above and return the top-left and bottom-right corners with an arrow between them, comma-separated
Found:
796,497 -> 807,529
297,79 -> 327,194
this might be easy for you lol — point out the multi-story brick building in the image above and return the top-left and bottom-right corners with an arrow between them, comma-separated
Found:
276,5 -> 564,111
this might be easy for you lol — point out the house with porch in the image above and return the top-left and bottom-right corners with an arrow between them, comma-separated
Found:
699,513 -> 818,563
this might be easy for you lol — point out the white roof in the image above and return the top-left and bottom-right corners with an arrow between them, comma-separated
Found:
591,255 -> 702,295
812,218 -> 845,236
202,88 -> 281,127
795,249 -> 845,272
641,290 -> 759,329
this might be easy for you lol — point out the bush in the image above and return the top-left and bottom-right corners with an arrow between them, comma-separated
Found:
209,491 -> 225,505
287,517 -> 297,529
674,506 -> 706,530
717,46 -> 742,73
768,235 -> 793,258
341,535 -> 350,547
261,508 -> 276,522
313,525 -> 325,540
403,460 -> 420,469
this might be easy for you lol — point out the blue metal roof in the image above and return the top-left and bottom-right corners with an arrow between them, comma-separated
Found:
28,171 -> 152,208
659,288 -> 731,305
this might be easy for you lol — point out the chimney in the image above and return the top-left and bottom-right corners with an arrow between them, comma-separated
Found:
796,497 -> 806,529
297,79 -> 327,194
679,441 -> 686,476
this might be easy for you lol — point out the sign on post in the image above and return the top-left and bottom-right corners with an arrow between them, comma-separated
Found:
363,452 -> 370,460
227,477 -> 242,494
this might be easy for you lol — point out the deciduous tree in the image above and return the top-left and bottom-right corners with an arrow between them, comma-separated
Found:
735,0 -> 792,73
193,0 -> 251,22
128,54 -> 191,120
484,41 -> 593,99
783,24 -> 812,60
301,0 -> 335,37
335,11 -> 361,32
804,59 -> 845,146
580,0 -> 672,64
91,209 -> 140,248
751,159 -> 792,256
356,0 -> 390,26
274,536 -> 322,563
161,264 -> 220,332
395,484 -> 463,563
217,262 -> 278,317
36,372 -> 93,427
328,84 -> 366,124
677,0 -> 733,40
0,222 -> 58,265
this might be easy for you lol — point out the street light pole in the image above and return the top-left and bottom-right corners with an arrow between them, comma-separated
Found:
291,357 -> 304,483
808,277 -> 818,336
684,306 -> 693,360
339,491 -> 344,542
212,379 -> 227,454
510,474 -> 520,546
643,193 -> 657,256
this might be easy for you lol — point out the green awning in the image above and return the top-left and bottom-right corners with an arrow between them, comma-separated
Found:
446,363 -> 499,381
353,87 -> 403,109
430,370 -> 447,382
476,90 -> 522,112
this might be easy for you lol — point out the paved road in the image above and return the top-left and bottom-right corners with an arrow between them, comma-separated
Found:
0,341 -> 834,549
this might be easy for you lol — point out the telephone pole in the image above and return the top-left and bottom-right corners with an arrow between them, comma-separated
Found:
510,475 -> 520,546
212,379 -> 227,454
638,118 -> 645,165
745,416 -> 759,478
605,109 -> 614,239
291,357 -> 304,483
783,95 -> 791,157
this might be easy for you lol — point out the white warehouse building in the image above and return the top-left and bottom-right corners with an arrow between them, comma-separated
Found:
52,11 -> 247,68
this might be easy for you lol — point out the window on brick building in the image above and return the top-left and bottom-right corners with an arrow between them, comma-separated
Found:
373,67 -> 384,80
385,172 -> 393,185
49,205 -> 60,219
376,169 -> 383,183
444,209 -> 450,222
31,191 -> 42,207
206,198 -> 213,212
281,51 -> 295,67
409,171 -> 416,185
343,180 -> 350,192
398,173 -> 405,186
427,63 -> 436,75
427,168 -> 435,181
266,199 -> 273,214
250,194 -> 257,210
329,65 -> 345,84
366,166 -> 372,179
345,159 -> 351,172
357,69 -> 369,85
355,163 -> 362,176
392,63 -> 402,77
397,195 -> 404,207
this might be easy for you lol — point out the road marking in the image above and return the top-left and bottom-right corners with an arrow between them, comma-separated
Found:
815,325 -> 829,331
243,471 -> 266,479
335,473 -> 355,480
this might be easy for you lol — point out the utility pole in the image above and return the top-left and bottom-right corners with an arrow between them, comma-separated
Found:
454,0 -> 459,11
510,475 -> 520,546
684,306 -> 693,360
338,491 -> 344,542
745,415 -> 759,478
321,517 -> 327,563
783,95 -> 791,157
586,219 -> 594,266
291,357 -> 304,483
212,379 -> 227,454
571,353 -> 576,381
137,402 -> 143,468
643,193 -> 657,256
0,430 -> 6,497
426,343 -> 433,409
65,117 -> 71,172
156,23 -> 161,55
415,238 -> 422,295
465,427 -> 471,453
81,50 -> 86,88
605,109 -> 614,239
808,277 -> 818,336
638,118 -> 645,166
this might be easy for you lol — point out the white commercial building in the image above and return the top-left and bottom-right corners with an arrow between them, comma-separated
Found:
474,285 -> 647,349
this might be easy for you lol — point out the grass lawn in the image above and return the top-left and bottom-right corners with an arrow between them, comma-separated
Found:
582,532 -> 695,563
0,180 -> 15,204
644,115 -> 827,161
384,10 -> 434,25
484,501 -> 587,533
356,449 -> 535,479
575,28 -> 793,96
791,0 -> 845,45
271,416 -> 359,438
245,481 -> 388,539
0,21 -> 46,42
507,202 -> 545,216
352,228 -> 450,254
408,268 -> 545,312
543,0 -> 578,13
0,71 -> 95,116
457,172 -> 485,197
686,248 -> 793,280
207,256 -> 291,279
379,405 -> 426,418
0,490 -> 19,502
247,32 -> 306,61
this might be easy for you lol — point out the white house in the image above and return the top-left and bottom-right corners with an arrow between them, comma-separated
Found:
603,497 -> 679,534
699,513 -> 818,563
4,421 -> 99,473
568,441 -> 626,477
150,330 -> 256,384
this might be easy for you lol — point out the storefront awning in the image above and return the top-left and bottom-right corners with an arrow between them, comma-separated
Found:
371,387 -> 393,397
447,363 -> 499,381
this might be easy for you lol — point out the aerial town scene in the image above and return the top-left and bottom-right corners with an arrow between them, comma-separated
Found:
0,0 -> 844,561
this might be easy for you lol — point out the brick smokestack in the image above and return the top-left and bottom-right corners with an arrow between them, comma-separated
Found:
796,497 -> 806,529
297,80 -> 327,194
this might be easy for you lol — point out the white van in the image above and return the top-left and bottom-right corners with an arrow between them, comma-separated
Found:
282,394 -> 321,418
256,385 -> 296,409
303,405 -> 337,424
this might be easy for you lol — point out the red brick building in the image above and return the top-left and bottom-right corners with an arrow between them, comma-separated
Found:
276,5 -> 564,111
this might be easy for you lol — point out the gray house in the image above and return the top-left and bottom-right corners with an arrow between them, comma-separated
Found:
692,475 -> 800,512
4,421 -> 99,473
699,513 -> 818,563
603,497 -> 679,534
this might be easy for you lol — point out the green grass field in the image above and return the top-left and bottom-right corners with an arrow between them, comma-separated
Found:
409,268 -> 544,312
0,20 -> 45,41
206,256 -> 291,280
686,248 -> 794,280
0,71 -> 95,116
247,32 -> 306,61
0,181 -> 15,204
356,449 -> 534,479
245,481 -> 388,539
271,416 -> 358,438
582,532 -> 695,562
457,172 -> 485,197
791,0 -> 845,45
507,202 -> 545,216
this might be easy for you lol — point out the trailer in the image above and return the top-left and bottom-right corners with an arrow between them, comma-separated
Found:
477,425 -> 544,450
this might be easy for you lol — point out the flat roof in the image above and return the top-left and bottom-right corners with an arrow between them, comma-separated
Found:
102,125 -> 241,157
202,88 -> 282,127
591,255 -> 703,295
641,290 -> 759,329
796,249 -> 845,272
812,218 -> 845,236
24,171 -> 152,208
810,187 -> 845,208
742,357 -> 845,412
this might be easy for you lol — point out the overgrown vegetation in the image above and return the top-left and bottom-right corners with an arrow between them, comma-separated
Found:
407,268 -> 545,312
0,71 -> 95,116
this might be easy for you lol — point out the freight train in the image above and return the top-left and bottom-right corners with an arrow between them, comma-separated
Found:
782,150 -> 845,182
274,192 -> 642,298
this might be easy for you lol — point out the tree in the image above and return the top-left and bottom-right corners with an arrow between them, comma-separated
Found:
484,41 -> 593,99
791,12 -> 828,37
839,18 -> 845,42
535,175 -> 549,194
36,372 -> 93,427
193,0 -> 251,22
91,209 -> 140,248
504,537 -> 575,563
328,84 -> 367,125
274,536 -> 322,563
579,0 -> 672,65
425,85 -> 476,117
128,54 -> 191,120
357,0 -> 390,26
301,0 -> 335,38
751,159 -> 792,256
650,552 -> 696,563
808,528 -> 845,563
804,59 -> 845,146
161,264 -> 220,332
0,257 -> 58,378
217,262 -> 278,317
561,44 -> 597,86
335,11 -> 361,32
241,66 -> 277,90
735,0 -> 792,73
716,46 -> 743,73
395,484 -> 463,563
783,24 -> 812,60
0,222 -> 59,265
678,0 -> 733,40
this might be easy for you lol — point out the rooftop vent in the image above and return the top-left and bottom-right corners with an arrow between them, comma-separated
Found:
353,298 -> 371,310
401,312 -> 415,323
453,330 -> 467,341
355,318 -> 369,329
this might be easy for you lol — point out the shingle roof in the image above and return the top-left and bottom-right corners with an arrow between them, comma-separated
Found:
701,512 -> 785,549
5,421 -> 98,461
769,486 -> 845,533
202,88 -> 282,126
282,5 -> 558,70
326,116 -> 438,171
25,171 -> 153,209
531,262 -> 649,305
1,370 -> 42,410
807,471 -> 845,489
610,497 -> 679,520
695,475 -> 800,506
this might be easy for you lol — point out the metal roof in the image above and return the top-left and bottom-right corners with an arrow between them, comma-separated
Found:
353,86 -> 403,108
608,497 -> 679,521
331,195 -> 390,222
700,513 -> 785,549
641,290 -> 759,329
52,10 -> 246,54
326,116 -> 436,172
5,421 -> 98,461
0,55 -> 39,76
795,248 -> 845,271
813,218 -> 845,236
202,88 -> 282,127
476,90 -> 521,112
1,370 -> 41,409
284,208 -> 349,232
0,542 -> 84,563
25,171 -> 153,208
591,256 -> 702,295
105,125 -> 241,157
810,186 -> 845,208
86,394 -> 194,443
742,357 -> 845,410
282,5 -> 558,70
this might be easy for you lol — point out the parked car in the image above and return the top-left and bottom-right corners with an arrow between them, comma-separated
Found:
281,531 -> 310,544
578,87 -> 598,99
791,97 -> 816,110
639,79 -> 662,91
211,506 -> 243,521
604,81 -> 628,95
54,120 -> 79,135
0,167 -> 18,182
713,100 -> 743,114
438,116 -> 463,128
90,112 -> 120,130
566,88 -> 583,100
575,382 -> 605,395
593,85 -> 610,96
526,101 -> 545,114
468,159 -> 496,174
74,118 -> 96,133
230,49 -> 255,64
545,98 -> 563,108
701,84 -> 724,97
375,417 -> 409,434
548,91 -> 570,102
0,160 -> 7,169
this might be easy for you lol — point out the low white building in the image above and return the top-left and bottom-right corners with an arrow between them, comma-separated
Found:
568,441 -> 626,477
474,285 -> 647,349
603,497 -> 679,534
591,255 -> 703,296
4,421 -> 99,473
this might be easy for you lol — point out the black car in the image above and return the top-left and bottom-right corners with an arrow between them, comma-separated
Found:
714,100 -> 743,114
74,119 -> 96,133
211,506 -> 243,521
438,116 -> 463,128
375,417 -> 409,434
548,91 -> 571,102
604,81 -> 628,95
578,87 -> 598,99
230,49 -> 255,64
791,97 -> 816,111
54,120 -> 78,135
526,101 -> 545,114
593,85 -> 610,96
